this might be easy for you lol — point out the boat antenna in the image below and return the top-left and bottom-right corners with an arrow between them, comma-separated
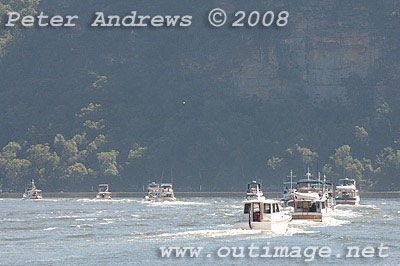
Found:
306,167 -> 311,180
287,170 -> 296,196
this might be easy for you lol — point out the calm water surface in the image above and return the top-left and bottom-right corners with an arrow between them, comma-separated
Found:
0,197 -> 399,265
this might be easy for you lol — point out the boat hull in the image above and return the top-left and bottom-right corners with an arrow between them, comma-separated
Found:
235,218 -> 290,231
292,213 -> 322,222
158,197 -> 176,202
335,198 -> 359,205
22,195 -> 42,200
96,193 -> 111,200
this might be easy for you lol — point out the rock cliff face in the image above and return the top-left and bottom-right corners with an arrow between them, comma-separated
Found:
231,0 -> 399,102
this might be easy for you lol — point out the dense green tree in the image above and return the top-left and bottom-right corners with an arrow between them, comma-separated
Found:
97,151 -> 119,177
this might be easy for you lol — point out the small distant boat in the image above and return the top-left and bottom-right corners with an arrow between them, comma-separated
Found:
96,184 -> 111,200
236,181 -> 291,230
144,182 -> 159,202
23,179 -> 42,200
158,183 -> 176,201
335,178 -> 360,205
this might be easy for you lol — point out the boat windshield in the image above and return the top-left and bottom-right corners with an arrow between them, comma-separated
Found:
297,180 -> 323,192
340,179 -> 355,186
98,185 -> 109,192
247,182 -> 261,193
295,201 -> 319,212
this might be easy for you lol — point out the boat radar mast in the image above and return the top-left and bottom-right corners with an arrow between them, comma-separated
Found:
305,167 -> 312,180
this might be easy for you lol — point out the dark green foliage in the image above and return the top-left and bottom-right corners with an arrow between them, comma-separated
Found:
0,0 -> 399,191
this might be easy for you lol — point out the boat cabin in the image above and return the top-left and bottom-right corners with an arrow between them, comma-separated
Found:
243,200 -> 282,222
295,200 -> 326,213
292,199 -> 326,221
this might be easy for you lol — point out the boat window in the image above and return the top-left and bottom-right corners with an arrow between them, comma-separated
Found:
264,203 -> 271,214
244,203 -> 251,214
272,204 -> 276,213
275,204 -> 280,212
254,203 -> 260,212
321,202 -> 325,209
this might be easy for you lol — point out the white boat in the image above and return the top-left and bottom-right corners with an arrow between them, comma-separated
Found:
291,171 -> 335,221
158,183 -> 176,201
292,197 -> 327,222
96,184 -> 111,200
22,179 -> 42,200
236,198 -> 292,230
236,181 -> 291,231
144,182 -> 159,201
335,178 -> 360,205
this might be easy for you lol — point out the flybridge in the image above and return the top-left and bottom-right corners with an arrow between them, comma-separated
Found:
4,11 -> 192,28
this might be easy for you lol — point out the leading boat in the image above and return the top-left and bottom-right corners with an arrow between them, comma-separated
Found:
335,178 -> 360,205
236,181 -> 291,231
22,179 -> 42,200
96,184 -> 111,200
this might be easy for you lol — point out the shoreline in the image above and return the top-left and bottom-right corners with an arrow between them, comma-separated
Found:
1,191 -> 400,198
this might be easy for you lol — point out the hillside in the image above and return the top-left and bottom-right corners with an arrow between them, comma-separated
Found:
0,0 -> 400,192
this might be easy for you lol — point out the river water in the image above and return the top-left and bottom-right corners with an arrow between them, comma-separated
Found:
0,197 -> 399,265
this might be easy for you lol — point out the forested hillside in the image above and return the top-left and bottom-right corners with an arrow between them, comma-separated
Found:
0,0 -> 400,192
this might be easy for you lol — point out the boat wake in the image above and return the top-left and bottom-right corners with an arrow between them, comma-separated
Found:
156,227 -> 317,239
76,198 -> 136,203
43,227 -> 57,231
141,200 -> 211,206
325,208 -> 360,218
290,216 -> 350,227
356,204 -> 377,209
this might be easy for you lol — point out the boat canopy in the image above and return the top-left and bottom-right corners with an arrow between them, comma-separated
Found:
297,179 -> 323,184
147,182 -> 159,188
243,198 -> 280,204
98,184 -> 109,192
